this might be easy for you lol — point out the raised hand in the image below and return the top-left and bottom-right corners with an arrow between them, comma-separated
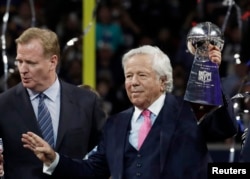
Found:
208,44 -> 221,66
21,132 -> 56,166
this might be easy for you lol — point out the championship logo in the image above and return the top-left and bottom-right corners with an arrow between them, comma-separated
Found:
198,70 -> 212,83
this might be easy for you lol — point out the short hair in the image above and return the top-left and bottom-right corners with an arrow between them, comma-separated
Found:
15,27 -> 60,60
121,45 -> 173,92
78,84 -> 100,97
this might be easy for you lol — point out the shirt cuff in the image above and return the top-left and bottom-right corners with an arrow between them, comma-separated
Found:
43,152 -> 59,175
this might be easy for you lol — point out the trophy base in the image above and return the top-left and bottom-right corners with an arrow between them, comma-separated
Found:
184,60 -> 223,106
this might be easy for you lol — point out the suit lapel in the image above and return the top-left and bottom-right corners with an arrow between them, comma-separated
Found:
55,83 -> 75,150
113,108 -> 133,178
15,84 -> 42,135
160,94 -> 181,172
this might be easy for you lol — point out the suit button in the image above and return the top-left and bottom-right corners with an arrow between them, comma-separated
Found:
137,154 -> 141,158
136,163 -> 142,167
136,172 -> 141,177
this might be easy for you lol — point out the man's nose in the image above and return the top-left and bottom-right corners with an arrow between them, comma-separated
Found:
131,75 -> 139,85
18,64 -> 28,73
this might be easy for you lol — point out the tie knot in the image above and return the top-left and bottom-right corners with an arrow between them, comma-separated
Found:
142,109 -> 151,118
38,93 -> 46,100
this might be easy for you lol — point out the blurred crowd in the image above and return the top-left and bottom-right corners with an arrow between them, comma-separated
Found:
0,0 -> 250,118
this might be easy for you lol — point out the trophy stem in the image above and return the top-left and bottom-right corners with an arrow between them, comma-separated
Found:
184,58 -> 223,106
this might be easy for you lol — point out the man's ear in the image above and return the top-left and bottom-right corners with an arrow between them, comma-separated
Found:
160,76 -> 167,91
50,55 -> 58,70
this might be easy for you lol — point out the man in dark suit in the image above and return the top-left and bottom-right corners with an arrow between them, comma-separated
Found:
20,45 -> 237,179
0,27 -> 107,179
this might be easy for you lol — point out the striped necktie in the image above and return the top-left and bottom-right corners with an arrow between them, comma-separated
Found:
38,93 -> 54,148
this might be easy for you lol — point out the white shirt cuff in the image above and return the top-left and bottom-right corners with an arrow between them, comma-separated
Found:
43,152 -> 59,175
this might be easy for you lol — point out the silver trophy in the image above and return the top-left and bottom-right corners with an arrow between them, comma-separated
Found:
184,22 -> 224,106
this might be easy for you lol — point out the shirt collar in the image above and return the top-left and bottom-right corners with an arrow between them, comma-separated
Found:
134,93 -> 166,121
148,93 -> 166,116
27,78 -> 60,102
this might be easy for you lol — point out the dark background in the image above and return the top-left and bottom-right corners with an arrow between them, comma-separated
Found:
0,0 -> 250,162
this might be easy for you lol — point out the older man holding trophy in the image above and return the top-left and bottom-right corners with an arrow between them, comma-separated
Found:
5,23 -> 238,179
184,21 -> 225,107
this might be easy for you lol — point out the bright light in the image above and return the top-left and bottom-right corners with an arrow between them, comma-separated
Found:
233,102 -> 239,108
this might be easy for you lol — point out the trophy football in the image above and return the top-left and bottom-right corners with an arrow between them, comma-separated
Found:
184,22 -> 224,106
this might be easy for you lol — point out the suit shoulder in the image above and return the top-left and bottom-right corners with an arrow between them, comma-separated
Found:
60,81 -> 98,98
0,84 -> 20,98
166,93 -> 184,105
106,107 -> 133,122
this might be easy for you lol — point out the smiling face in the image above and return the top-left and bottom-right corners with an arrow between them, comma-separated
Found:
124,54 -> 166,110
16,39 -> 58,92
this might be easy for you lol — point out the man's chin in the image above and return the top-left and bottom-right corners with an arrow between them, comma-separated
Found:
131,99 -> 143,107
22,82 -> 33,89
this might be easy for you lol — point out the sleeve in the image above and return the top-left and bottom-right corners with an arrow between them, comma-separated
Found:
198,93 -> 238,140
43,153 -> 60,175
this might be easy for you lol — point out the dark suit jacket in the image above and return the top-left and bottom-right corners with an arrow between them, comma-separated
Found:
0,80 -> 107,179
52,93 -> 237,179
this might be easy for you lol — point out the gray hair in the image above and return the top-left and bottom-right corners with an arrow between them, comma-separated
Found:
122,45 -> 173,92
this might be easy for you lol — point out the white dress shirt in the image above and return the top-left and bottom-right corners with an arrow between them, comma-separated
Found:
27,78 -> 61,146
129,94 -> 166,149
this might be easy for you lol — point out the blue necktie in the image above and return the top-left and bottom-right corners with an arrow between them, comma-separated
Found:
38,93 -> 54,148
